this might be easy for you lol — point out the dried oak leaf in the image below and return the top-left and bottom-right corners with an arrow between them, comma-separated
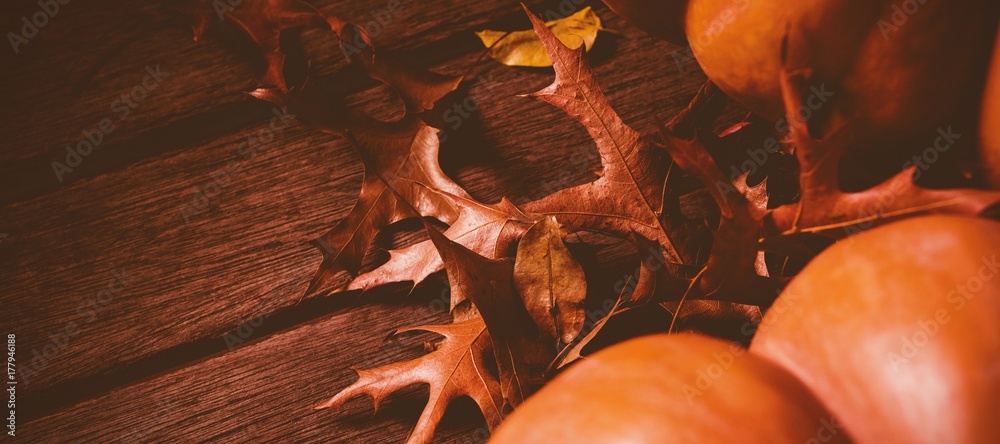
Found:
169,0 -> 343,90
347,187 -> 536,293
424,220 -> 554,410
764,69 -> 1000,237
517,4 -> 699,267
250,87 -> 470,294
316,316 -> 503,444
661,120 -> 784,305
339,24 -> 462,113
513,217 -> 587,345
476,6 -> 603,68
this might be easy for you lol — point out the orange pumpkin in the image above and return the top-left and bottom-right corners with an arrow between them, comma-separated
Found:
751,215 -> 1000,443
491,334 -> 850,443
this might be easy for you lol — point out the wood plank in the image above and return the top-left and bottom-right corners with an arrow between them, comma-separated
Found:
2,2 -> 712,426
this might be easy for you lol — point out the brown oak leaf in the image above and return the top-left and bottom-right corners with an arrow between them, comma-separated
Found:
550,232 -> 687,371
424,220 -> 553,410
250,87 -> 470,294
661,122 -> 784,305
316,317 -> 503,444
517,4 -> 700,268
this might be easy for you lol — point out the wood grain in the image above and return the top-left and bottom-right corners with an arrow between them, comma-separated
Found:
3,0 -> 715,441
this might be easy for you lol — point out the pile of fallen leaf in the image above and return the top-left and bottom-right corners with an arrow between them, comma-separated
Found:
168,1 -> 1000,443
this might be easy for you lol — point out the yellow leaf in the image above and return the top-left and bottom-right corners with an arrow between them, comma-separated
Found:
475,7 -> 603,67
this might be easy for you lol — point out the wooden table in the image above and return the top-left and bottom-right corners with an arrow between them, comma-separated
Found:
0,0 -> 709,441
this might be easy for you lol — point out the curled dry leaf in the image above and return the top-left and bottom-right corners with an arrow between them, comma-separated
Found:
518,4 -> 701,268
513,217 -> 588,345
424,220 -> 554,410
250,87 -> 469,294
660,120 -> 785,305
168,0 -> 343,90
476,7 -> 603,68
316,317 -> 503,444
